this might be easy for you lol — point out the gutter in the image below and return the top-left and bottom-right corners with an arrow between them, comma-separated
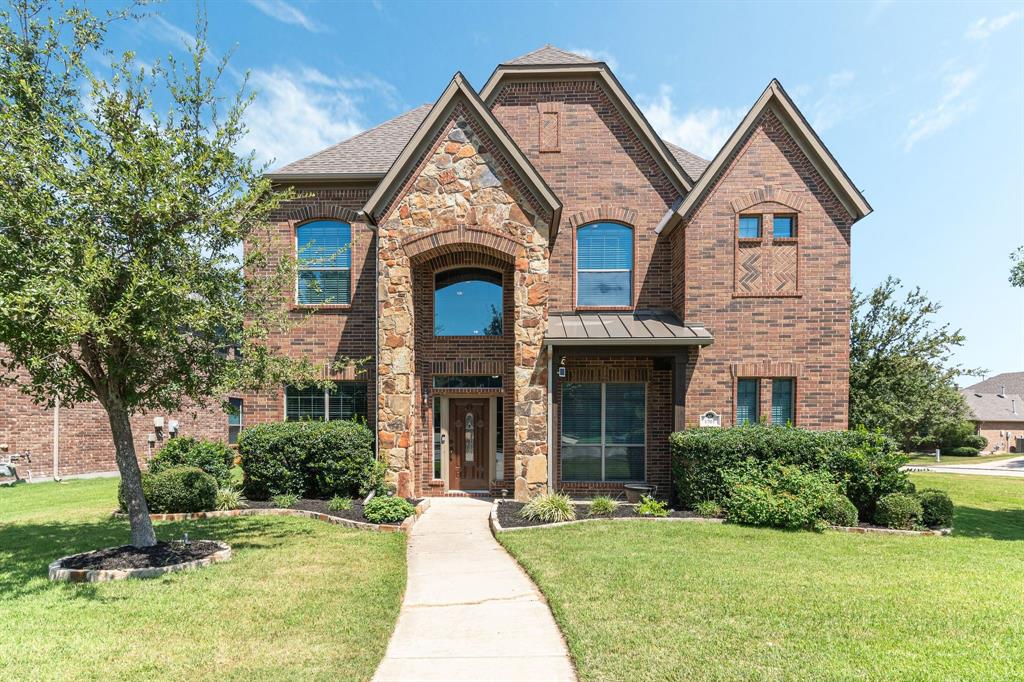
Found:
547,348 -> 553,494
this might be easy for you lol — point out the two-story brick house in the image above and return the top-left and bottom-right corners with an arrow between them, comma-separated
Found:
247,46 -> 872,501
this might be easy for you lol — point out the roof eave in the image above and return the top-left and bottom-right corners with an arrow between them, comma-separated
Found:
265,172 -> 385,182
543,337 -> 713,347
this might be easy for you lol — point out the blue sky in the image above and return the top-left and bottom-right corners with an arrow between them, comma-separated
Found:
99,0 -> 1023,379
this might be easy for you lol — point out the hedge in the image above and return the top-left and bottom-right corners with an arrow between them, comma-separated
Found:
120,466 -> 217,514
670,424 -> 910,520
238,420 -> 380,500
150,437 -> 234,486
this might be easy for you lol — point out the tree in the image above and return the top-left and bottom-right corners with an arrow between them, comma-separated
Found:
0,2 -> 322,546
849,277 -> 982,450
1011,246 -> 1024,288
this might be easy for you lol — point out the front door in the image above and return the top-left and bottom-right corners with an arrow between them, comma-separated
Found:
449,398 -> 489,490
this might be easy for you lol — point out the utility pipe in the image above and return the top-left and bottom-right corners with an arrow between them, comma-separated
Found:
52,396 -> 61,482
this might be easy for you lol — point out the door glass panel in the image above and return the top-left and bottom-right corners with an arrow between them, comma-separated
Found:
465,411 -> 474,462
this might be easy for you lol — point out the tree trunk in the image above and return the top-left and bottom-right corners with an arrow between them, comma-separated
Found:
105,398 -> 157,547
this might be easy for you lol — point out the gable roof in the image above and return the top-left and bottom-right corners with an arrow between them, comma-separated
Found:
664,141 -> 710,183
481,48 -> 696,192
960,390 -> 1024,423
659,79 -> 872,235
361,72 -> 562,236
964,372 -> 1024,396
503,45 -> 596,66
266,104 -> 432,180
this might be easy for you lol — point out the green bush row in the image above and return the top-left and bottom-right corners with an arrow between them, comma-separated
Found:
876,489 -> 954,529
150,436 -> 234,486
238,420 -> 382,500
119,466 -> 217,514
670,424 -> 909,521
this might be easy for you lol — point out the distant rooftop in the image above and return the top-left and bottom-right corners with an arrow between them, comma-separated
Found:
964,372 -> 1024,397
961,390 -> 1024,423
503,45 -> 596,66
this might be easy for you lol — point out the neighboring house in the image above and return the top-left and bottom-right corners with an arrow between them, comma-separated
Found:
961,372 -> 1024,452
244,46 -> 873,500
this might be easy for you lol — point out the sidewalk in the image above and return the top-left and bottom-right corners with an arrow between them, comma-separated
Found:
372,497 -> 576,682
907,455 -> 1024,478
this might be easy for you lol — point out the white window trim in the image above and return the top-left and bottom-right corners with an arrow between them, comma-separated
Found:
283,383 -> 363,422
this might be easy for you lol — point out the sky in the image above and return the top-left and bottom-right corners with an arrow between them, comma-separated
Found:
93,0 -> 1024,380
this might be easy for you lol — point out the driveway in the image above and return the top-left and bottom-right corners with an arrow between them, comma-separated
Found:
372,497 -> 576,682
908,456 -> 1024,478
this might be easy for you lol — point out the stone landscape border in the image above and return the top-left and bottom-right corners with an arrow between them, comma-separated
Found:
49,541 -> 231,583
114,498 -> 431,534
488,500 -> 951,536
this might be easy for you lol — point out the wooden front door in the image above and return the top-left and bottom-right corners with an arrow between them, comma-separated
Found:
449,398 -> 489,490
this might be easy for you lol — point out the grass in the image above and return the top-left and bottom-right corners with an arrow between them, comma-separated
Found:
905,451 -> 1019,466
499,473 -> 1024,681
0,477 -> 406,681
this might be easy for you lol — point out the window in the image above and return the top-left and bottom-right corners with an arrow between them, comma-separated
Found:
561,382 -> 645,482
296,220 -> 352,304
495,397 -> 504,481
227,397 -> 243,445
771,378 -> 794,425
432,375 -> 502,389
736,378 -> 759,425
433,397 -> 442,479
285,382 -> 367,422
773,215 -> 795,239
434,268 -> 502,336
576,222 -> 633,307
738,215 -> 761,239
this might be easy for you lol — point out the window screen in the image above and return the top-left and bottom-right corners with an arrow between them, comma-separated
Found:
286,382 -> 367,422
576,223 -> 633,307
736,378 -> 759,425
771,378 -> 794,425
227,397 -> 243,445
738,215 -> 761,238
773,216 -> 795,239
297,221 -> 352,304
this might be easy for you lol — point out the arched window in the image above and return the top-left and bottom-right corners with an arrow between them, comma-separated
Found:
434,268 -> 503,336
296,220 -> 352,304
576,222 -> 633,307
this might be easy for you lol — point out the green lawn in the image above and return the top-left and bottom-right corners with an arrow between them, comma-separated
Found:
0,477 -> 406,681
499,473 -> 1024,681
905,452 -> 1020,467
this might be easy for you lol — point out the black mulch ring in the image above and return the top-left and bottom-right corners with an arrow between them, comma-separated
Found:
59,541 -> 223,570
245,497 -> 420,525
496,501 -> 700,529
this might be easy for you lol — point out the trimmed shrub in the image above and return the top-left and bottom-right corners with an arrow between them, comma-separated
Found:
960,434 -> 987,450
670,424 -> 909,520
519,493 -> 576,523
363,496 -> 415,524
120,466 -> 217,514
721,460 -> 848,531
215,486 -> 245,511
875,492 -> 923,529
821,494 -> 859,527
947,446 -> 980,457
694,500 -> 723,518
238,420 -> 377,500
636,495 -> 669,517
150,437 -> 234,486
588,496 -> 618,517
917,489 -> 954,528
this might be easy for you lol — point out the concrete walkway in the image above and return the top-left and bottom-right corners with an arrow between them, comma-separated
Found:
373,497 -> 576,682
907,456 -> 1024,478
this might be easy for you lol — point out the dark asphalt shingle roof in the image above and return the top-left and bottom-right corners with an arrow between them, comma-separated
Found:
503,45 -> 597,66
545,310 -> 713,346
664,141 -> 710,182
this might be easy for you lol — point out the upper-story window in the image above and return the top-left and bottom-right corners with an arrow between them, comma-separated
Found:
773,215 -> 796,239
738,215 -> 761,239
296,220 -> 352,305
576,222 -> 633,307
434,268 -> 503,336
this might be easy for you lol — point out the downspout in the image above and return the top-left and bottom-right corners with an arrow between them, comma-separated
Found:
547,347 -> 553,494
52,395 -> 61,482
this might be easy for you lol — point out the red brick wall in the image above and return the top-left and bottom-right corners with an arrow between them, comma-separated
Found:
676,109 -> 852,430
490,79 -> 679,313
242,184 -> 378,431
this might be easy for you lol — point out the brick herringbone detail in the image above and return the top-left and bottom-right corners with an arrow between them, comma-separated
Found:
738,246 -> 761,292
773,243 -> 798,292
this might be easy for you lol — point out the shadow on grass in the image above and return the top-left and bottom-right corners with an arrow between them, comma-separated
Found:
952,506 -> 1024,541
0,515 -> 318,601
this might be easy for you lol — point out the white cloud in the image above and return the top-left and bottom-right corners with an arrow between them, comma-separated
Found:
808,70 -> 863,131
904,68 -> 979,151
145,16 -> 198,50
568,47 -> 619,71
247,0 -> 326,33
242,67 -> 369,168
641,85 -> 743,159
965,11 -> 1022,41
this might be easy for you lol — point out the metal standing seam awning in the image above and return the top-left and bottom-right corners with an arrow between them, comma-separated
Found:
544,310 -> 713,347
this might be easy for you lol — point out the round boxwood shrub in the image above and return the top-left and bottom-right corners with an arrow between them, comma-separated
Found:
150,437 -> 234,486
946,446 -> 981,457
120,466 -> 217,514
721,460 -> 846,531
238,419 -> 378,500
363,496 -> 416,524
917,489 -> 954,528
821,494 -> 859,527
874,492 -> 923,530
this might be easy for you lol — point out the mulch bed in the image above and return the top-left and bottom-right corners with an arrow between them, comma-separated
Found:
245,497 -> 420,525
496,501 -> 700,529
58,541 -> 223,570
